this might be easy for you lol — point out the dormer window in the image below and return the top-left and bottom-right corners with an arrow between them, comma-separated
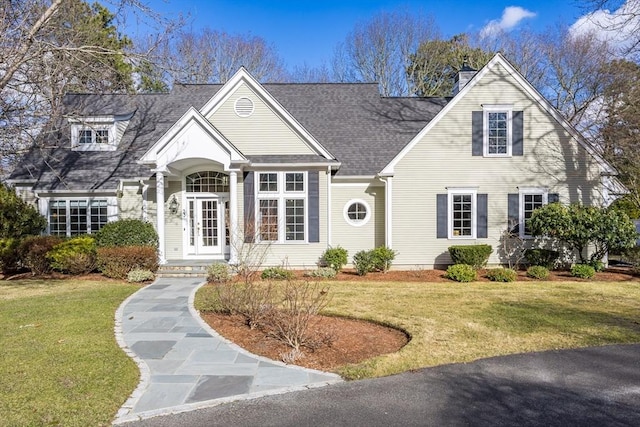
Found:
70,117 -> 117,151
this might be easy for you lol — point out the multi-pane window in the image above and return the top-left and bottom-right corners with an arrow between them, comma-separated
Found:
49,199 -> 109,236
79,129 -> 93,144
49,201 -> 67,235
259,173 -> 278,192
78,128 -> 110,144
257,172 -> 306,243
451,194 -> 473,237
259,200 -> 279,241
285,173 -> 304,192
90,200 -> 108,231
521,192 -> 546,237
95,129 -> 110,144
186,171 -> 229,193
487,112 -> 508,154
69,200 -> 88,235
345,200 -> 369,226
286,199 -> 305,241
483,106 -> 512,156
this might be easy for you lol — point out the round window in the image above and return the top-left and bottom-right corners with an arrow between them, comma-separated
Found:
344,200 -> 370,226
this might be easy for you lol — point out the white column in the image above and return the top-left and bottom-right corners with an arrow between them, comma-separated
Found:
156,171 -> 166,264
228,170 -> 238,264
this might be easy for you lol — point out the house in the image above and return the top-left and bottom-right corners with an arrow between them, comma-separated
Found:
8,53 -> 621,268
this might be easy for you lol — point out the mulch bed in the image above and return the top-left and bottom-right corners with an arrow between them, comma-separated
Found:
201,312 -> 409,371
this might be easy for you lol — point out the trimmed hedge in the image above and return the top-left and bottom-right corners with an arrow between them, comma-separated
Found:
321,246 -> 348,271
485,267 -> 517,282
95,219 -> 158,248
445,264 -> 477,282
448,245 -> 493,269
524,248 -> 559,269
353,250 -> 375,276
18,235 -> 63,275
371,246 -> 397,272
48,236 -> 97,275
97,246 -> 158,279
571,264 -> 595,279
527,265 -> 550,280
261,267 -> 294,280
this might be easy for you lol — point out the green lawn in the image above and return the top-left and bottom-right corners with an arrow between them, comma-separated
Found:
197,279 -> 640,380
0,279 -> 140,427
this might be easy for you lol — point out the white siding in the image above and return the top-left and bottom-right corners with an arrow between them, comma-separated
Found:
330,183 -> 385,262
119,184 -> 143,220
391,62 -> 604,268
208,83 -> 316,156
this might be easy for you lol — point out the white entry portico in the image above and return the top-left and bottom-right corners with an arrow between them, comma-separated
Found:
139,106 -> 247,263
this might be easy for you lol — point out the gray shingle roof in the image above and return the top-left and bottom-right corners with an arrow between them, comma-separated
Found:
10,82 -> 448,190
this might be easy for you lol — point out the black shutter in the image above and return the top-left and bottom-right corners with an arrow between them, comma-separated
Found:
308,171 -> 320,243
477,194 -> 488,238
472,111 -> 483,156
512,110 -> 524,156
243,171 -> 255,243
437,194 -> 448,238
548,193 -> 559,203
508,193 -> 519,233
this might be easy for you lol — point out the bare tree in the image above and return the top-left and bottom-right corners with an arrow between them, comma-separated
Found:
407,34 -> 494,97
600,59 -> 640,210
287,62 -> 333,83
0,0 -> 172,177
331,9 -> 440,96
155,28 -> 287,84
579,0 -> 640,58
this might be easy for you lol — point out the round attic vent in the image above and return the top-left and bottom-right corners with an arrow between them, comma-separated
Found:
234,97 -> 254,117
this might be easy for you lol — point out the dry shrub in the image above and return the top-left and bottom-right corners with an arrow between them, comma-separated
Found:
264,281 -> 331,351
214,280 -> 332,352
18,235 -> 63,275
215,281 -> 276,329
96,246 -> 158,279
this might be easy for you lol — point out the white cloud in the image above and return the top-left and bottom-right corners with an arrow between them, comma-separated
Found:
570,0 -> 640,56
480,6 -> 537,38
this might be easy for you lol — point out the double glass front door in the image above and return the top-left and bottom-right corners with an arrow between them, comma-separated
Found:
187,197 -> 226,255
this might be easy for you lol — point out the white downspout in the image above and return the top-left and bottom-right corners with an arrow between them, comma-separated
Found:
327,166 -> 332,247
228,170 -> 238,264
379,175 -> 393,249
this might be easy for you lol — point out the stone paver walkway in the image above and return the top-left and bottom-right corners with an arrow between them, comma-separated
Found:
113,278 -> 341,424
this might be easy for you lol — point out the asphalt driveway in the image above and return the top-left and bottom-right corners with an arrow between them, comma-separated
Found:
123,344 -> 640,426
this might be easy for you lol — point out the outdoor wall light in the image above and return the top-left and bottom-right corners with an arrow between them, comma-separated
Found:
169,195 -> 179,214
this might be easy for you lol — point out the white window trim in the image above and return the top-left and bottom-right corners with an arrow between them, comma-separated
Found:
70,118 -> 117,151
483,104 -> 513,158
519,187 -> 548,239
343,199 -> 371,227
256,171 -> 308,244
448,188 -> 477,240
42,197 -> 117,236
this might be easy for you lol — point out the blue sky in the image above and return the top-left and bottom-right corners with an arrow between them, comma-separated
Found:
131,1 -> 593,69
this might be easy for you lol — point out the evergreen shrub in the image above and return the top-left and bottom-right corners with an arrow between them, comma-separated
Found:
95,219 -> 158,248
48,236 -> 97,275
448,245 -> 493,269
